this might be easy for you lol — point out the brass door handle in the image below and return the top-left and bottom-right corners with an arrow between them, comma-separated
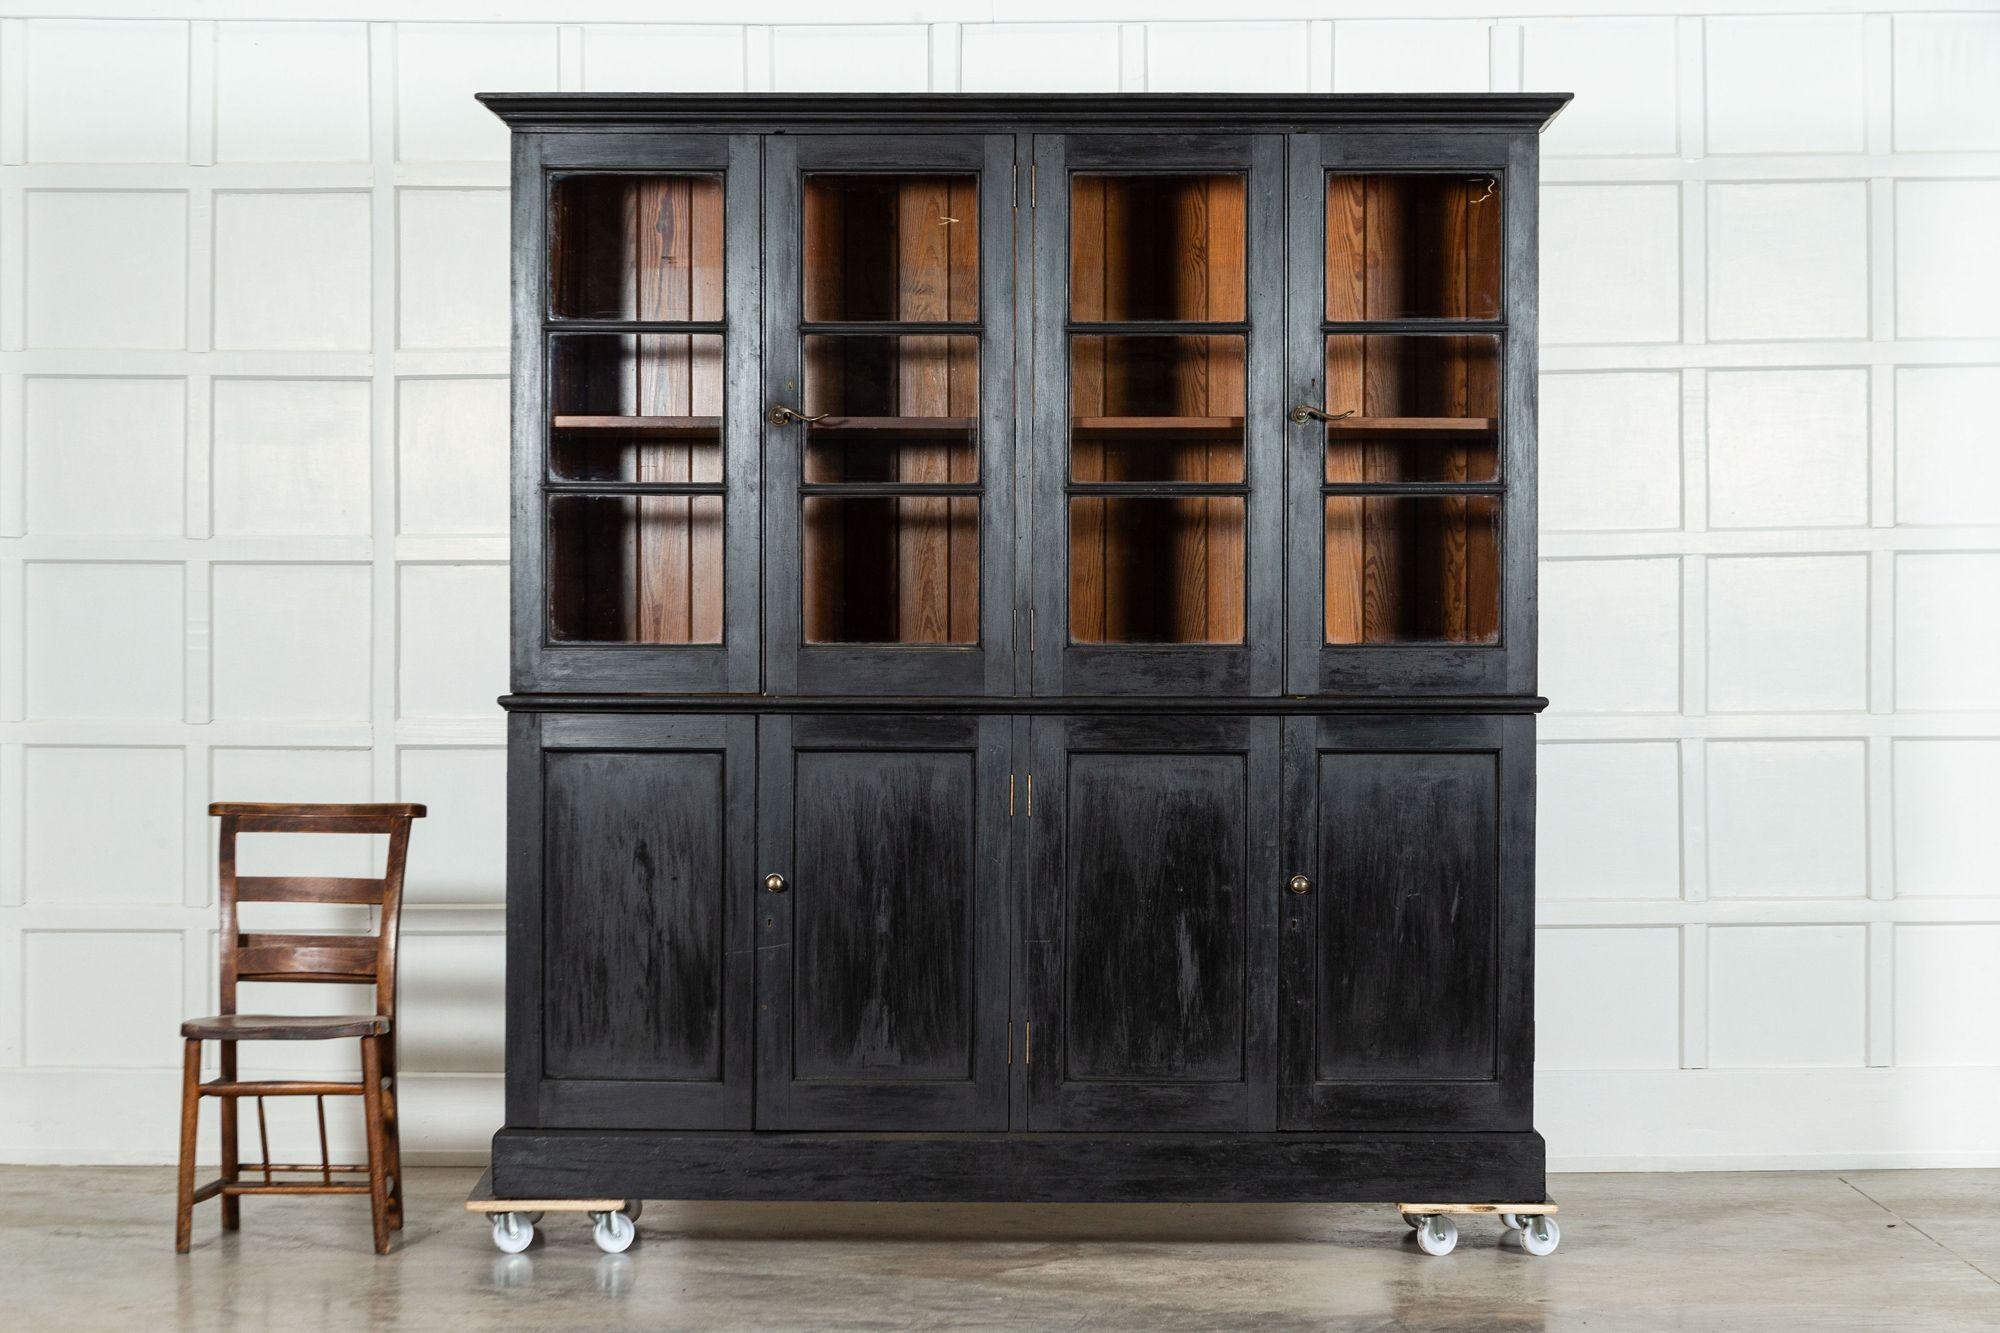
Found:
1289,403 -> 1355,425
764,872 -> 788,893
1287,873 -> 1312,895
767,404 -> 827,426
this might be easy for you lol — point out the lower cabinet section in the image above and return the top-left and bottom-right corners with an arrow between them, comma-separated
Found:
504,707 -> 1538,1199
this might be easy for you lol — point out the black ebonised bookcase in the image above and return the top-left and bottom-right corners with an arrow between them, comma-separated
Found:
482,93 -> 1570,1205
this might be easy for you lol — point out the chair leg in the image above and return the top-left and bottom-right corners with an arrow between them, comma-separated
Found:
218,1040 -> 240,1231
174,1038 -> 202,1253
380,1037 -> 404,1230
359,1035 -> 391,1255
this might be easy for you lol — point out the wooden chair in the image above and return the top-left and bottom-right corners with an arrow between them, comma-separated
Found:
175,802 -> 425,1255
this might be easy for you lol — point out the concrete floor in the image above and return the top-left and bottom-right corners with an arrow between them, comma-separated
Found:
5,1166 -> 1997,1330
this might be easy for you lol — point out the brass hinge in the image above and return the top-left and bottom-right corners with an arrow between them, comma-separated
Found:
1011,161 -> 1018,209
1008,773 -> 1016,817
1030,162 -> 1037,208
1007,1019 -> 1013,1064
1025,773 -> 1034,817
1024,1019 -> 1033,1065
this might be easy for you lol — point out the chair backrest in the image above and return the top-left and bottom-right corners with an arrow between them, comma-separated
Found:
211,803 -> 426,1019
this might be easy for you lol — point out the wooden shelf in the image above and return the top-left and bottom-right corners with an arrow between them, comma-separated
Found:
809,415 -> 975,437
1324,416 -> 1496,440
551,415 -> 722,439
1073,415 -> 1244,441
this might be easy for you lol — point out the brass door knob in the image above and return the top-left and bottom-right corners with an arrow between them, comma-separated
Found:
1287,874 -> 1311,895
764,872 -> 788,893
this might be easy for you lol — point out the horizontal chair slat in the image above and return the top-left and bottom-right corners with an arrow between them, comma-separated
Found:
221,1182 -> 372,1197
236,876 -> 385,904
235,942 -> 378,978
201,1080 -> 365,1097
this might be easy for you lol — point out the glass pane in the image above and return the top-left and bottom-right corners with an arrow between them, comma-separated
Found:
1070,175 -> 1246,321
803,497 -> 979,644
1069,497 -> 1245,644
548,494 -> 724,644
803,175 -> 979,322
802,334 -> 978,482
549,333 -> 723,481
1323,334 -> 1499,484
1071,335 -> 1243,483
1326,173 -> 1500,321
1324,495 -> 1498,644
550,174 -> 724,321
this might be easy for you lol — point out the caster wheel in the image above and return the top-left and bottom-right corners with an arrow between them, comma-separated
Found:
1404,1212 -> 1423,1230
1519,1215 -> 1560,1257
626,1200 -> 642,1222
1415,1214 -> 1458,1257
525,1211 -> 545,1225
1499,1212 -> 1524,1230
592,1209 -> 637,1254
490,1212 -> 535,1254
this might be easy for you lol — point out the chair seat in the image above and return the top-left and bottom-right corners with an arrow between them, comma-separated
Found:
181,1014 -> 391,1041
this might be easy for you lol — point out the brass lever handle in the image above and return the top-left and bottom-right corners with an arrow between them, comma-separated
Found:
768,404 -> 828,426
764,872 -> 788,893
1287,873 -> 1312,895
1290,403 -> 1356,425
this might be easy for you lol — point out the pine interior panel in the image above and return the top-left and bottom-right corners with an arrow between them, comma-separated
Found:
546,175 -> 726,645
1070,174 -> 1247,646
1324,174 -> 1501,646
801,175 -> 980,645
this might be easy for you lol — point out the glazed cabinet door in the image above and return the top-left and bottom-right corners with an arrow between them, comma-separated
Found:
1278,715 -> 1533,1130
756,715 -> 1012,1129
516,134 -> 763,692
763,136 -> 1017,694
508,713 -> 755,1129
1284,132 -> 1538,695
1024,716 -> 1280,1130
1029,134 -> 1286,696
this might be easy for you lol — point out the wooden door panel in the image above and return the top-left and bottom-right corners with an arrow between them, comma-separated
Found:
791,749 -> 976,1081
758,715 -> 1011,1130
516,714 -> 755,1130
1315,752 -> 1497,1081
545,750 -> 728,1082
1028,716 -> 1278,1131
1278,715 -> 1533,1132
1065,753 -> 1247,1083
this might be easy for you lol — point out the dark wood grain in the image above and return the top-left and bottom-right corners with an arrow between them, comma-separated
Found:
758,714 -> 1011,1131
1064,752 -> 1246,1082
491,1128 -> 1548,1204
543,749 -> 727,1083
1315,751 -> 1498,1081
1028,715 -> 1279,1132
792,749 -> 974,1080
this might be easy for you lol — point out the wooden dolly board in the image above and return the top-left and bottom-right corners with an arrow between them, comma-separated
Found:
1398,1201 -> 1560,1256
466,1169 -> 642,1253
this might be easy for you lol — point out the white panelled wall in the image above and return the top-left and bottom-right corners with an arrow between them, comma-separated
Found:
1,2 -> 1996,1169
